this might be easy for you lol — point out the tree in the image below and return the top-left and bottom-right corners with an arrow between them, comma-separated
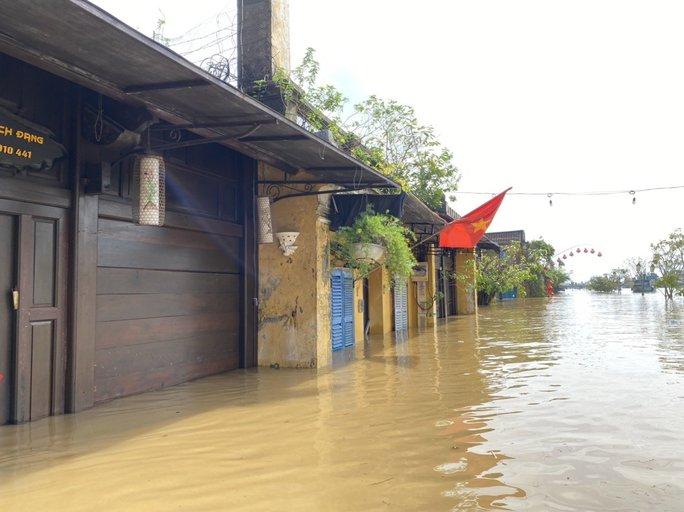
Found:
609,267 -> 629,293
523,238 -> 563,297
346,96 -> 460,209
650,229 -> 684,300
469,242 -> 537,300
271,48 -> 460,210
587,274 -> 620,293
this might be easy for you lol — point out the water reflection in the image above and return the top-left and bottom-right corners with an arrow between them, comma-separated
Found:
0,291 -> 682,511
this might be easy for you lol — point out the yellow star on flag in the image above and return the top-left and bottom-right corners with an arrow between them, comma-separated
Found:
471,218 -> 490,233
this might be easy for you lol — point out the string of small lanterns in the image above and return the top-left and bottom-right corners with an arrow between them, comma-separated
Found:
552,247 -> 602,267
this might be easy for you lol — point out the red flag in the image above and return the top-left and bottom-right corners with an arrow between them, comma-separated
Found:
439,188 -> 511,249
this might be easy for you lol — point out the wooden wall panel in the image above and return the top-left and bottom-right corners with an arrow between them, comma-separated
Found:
94,358 -> 237,403
95,219 -> 242,403
96,268 -> 235,295
96,311 -> 237,350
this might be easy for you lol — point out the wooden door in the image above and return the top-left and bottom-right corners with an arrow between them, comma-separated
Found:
0,200 -> 67,424
0,213 -> 17,425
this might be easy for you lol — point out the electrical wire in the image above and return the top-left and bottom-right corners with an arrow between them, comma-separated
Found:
452,185 -> 684,196
455,185 -> 684,196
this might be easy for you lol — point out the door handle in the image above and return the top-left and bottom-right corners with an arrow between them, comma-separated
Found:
11,288 -> 19,311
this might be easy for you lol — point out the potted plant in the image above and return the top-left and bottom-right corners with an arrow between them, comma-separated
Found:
331,210 -> 417,281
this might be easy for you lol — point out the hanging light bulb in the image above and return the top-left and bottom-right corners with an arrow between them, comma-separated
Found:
547,193 -> 553,207
562,254 -> 567,260
630,190 -> 636,205
590,248 -> 595,254
597,252 -> 603,257
583,248 -> 588,253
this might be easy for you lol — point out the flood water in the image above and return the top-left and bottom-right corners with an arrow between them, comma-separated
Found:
1,291 -> 683,511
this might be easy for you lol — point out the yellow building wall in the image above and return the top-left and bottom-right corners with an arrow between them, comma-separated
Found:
368,266 -> 392,335
455,249 -> 477,315
257,164 -> 332,368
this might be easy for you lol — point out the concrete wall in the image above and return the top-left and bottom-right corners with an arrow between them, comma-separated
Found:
257,164 -> 332,368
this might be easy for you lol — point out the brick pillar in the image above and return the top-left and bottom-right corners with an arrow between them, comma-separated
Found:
455,249 -> 477,315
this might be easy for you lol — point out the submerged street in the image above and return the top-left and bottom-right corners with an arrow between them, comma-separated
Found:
1,291 -> 682,511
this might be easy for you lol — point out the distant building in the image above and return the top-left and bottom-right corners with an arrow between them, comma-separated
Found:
485,230 -> 526,247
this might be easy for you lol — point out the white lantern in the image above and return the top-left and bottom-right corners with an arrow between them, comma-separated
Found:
257,196 -> 274,243
132,154 -> 165,226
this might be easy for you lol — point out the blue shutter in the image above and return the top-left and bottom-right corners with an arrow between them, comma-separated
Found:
331,268 -> 355,351
331,270 -> 344,351
394,278 -> 408,332
343,271 -> 355,347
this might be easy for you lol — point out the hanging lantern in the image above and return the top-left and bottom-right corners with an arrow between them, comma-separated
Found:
257,196 -> 274,244
562,255 -> 567,259
590,248 -> 595,254
569,252 -> 574,257
547,193 -> 553,207
132,154 -> 165,226
597,252 -> 603,257
583,248 -> 588,253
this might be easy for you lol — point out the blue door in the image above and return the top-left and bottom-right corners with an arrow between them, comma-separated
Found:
331,268 -> 355,351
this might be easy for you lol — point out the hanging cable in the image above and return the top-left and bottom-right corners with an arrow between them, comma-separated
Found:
451,185 -> 684,196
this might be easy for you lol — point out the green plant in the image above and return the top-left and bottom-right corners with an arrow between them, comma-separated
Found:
331,211 -> 417,281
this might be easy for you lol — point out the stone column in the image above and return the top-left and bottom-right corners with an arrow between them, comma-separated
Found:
455,249 -> 477,315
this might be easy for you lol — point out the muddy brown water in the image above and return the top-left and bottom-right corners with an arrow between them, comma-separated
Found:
1,291 -> 683,511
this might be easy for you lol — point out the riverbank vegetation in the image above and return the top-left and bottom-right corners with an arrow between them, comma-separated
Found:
586,229 -> 683,298
466,239 -> 569,303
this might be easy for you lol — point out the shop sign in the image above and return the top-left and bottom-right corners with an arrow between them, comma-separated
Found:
0,108 -> 66,172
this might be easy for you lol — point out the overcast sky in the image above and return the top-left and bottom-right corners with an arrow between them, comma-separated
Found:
93,0 -> 684,280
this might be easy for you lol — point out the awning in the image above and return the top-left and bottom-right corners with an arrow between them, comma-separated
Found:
330,193 -> 406,231
0,0 -> 398,189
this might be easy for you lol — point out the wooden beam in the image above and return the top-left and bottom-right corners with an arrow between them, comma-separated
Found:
67,89 -> 97,413
239,135 -> 309,143
240,156 -> 258,368
123,79 -> 209,93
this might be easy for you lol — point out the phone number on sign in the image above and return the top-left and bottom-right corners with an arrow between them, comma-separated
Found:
0,144 -> 32,159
